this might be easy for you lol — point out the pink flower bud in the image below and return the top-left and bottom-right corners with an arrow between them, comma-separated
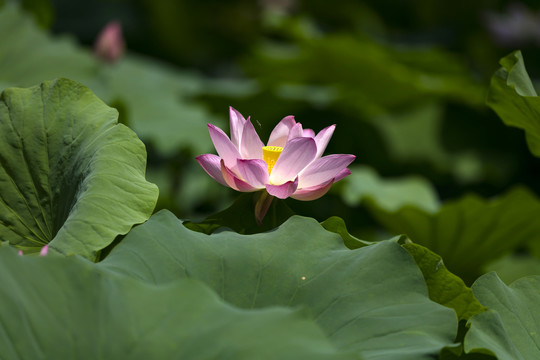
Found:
94,21 -> 125,63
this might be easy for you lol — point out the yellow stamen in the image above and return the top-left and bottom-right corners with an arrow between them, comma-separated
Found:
262,146 -> 283,175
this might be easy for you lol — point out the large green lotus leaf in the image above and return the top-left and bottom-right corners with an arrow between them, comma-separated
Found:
321,216 -> 485,321
0,247 -> 359,360
343,168 -> 540,284
101,210 -> 457,360
464,273 -> 540,359
0,4 -> 218,155
487,50 -> 540,157
0,78 -> 158,259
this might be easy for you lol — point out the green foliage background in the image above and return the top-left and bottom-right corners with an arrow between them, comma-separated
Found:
3,0 -> 540,358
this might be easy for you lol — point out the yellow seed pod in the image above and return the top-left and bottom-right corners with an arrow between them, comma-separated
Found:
262,146 -> 283,175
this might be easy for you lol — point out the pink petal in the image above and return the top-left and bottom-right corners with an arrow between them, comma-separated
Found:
229,107 -> 247,149
291,179 -> 334,201
208,124 -> 242,170
266,177 -> 299,199
286,122 -> 304,141
303,128 -> 315,138
314,125 -> 336,159
298,154 -> 355,188
240,120 -> 264,159
270,137 -> 317,185
221,160 -> 258,192
237,159 -> 269,188
267,116 -> 296,147
40,244 -> 49,256
196,154 -> 229,187
18,250 -> 23,256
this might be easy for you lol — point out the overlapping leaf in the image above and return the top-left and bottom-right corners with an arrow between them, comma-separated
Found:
0,246 -> 359,360
343,167 -> 540,284
487,50 -> 540,157
101,210 -> 457,360
0,78 -> 158,259
321,216 -> 485,321
464,273 -> 540,359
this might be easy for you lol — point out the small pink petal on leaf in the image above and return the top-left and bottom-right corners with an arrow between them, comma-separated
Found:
268,116 -> 296,147
270,137 -> 317,185
18,250 -> 23,256
298,154 -> 355,188
40,244 -> 49,256
208,124 -> 242,169
237,159 -> 269,188
196,154 -> 229,187
266,177 -> 299,199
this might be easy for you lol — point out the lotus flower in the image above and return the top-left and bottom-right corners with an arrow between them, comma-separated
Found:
196,107 -> 355,223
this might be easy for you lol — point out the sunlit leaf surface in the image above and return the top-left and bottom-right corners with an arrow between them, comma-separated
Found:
0,246 -> 360,360
0,79 -> 158,259
101,210 -> 457,360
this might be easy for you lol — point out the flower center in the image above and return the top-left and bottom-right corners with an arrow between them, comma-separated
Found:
262,146 -> 283,174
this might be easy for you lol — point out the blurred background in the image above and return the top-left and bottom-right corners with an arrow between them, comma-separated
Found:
2,0 -> 540,244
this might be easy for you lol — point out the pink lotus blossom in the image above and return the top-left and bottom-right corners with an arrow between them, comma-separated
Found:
197,107 -> 355,223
